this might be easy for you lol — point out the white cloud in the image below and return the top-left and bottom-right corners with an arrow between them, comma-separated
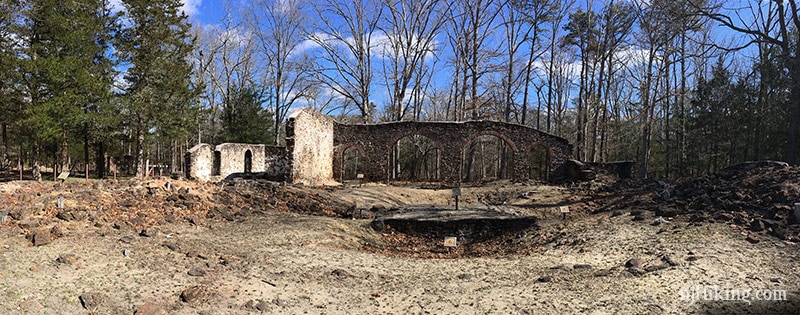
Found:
181,0 -> 202,17
108,0 -> 201,17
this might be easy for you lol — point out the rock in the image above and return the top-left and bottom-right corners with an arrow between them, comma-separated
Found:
140,227 -> 158,237
625,258 -> 642,269
255,300 -> 270,311
369,219 -> 385,232
646,304 -> 664,314
750,220 -> 765,232
50,225 -> 64,238
661,255 -> 680,266
187,267 -> 206,277
632,214 -> 647,222
573,264 -> 593,270
162,242 -> 180,252
32,229 -> 51,246
652,217 -> 669,226
272,298 -> 286,307
242,300 -> 255,309
644,264 -> 669,272
655,206 -> 680,217
56,211 -> 76,221
537,275 -> 552,283
456,273 -> 474,280
331,269 -> 351,278
134,301 -> 166,315
593,269 -> 613,277
771,226 -> 788,240
79,292 -> 105,310
56,254 -> 78,265
180,285 -> 206,303
686,255 -> 700,262
746,235 -> 761,244
119,235 -> 135,244
550,265 -> 571,272
626,267 -> 646,277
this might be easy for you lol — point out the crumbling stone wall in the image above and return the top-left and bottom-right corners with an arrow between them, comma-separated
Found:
333,120 -> 573,184
265,146 -> 289,180
285,108 -> 337,186
185,143 -> 213,181
185,143 -> 289,182
216,143 -> 267,178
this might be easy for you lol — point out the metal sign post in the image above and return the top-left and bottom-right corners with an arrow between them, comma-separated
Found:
57,172 -> 70,188
451,187 -> 462,210
560,206 -> 570,220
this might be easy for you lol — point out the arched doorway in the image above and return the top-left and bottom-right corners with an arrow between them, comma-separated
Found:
390,134 -> 440,182
530,144 -> 550,181
341,146 -> 363,181
244,150 -> 252,174
462,134 -> 513,182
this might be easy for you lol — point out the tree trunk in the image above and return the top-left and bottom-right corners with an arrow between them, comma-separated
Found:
95,141 -> 106,179
135,124 -> 145,179
32,142 -> 41,182
60,128 -> 70,173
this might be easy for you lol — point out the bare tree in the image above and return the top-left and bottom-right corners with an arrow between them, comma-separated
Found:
378,0 -> 449,122
249,0 -> 314,144
309,0 -> 383,122
513,0 -> 558,125
694,0 -> 800,164
194,1 -> 260,145
445,0 -> 502,121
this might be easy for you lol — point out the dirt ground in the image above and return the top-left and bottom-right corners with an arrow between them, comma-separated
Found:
1,173 -> 799,314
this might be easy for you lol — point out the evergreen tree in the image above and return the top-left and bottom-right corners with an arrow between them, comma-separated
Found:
17,0 -> 109,179
220,86 -> 274,144
117,0 -> 200,178
0,1 -> 22,170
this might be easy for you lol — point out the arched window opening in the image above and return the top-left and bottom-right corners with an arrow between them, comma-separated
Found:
341,146 -> 362,181
244,150 -> 253,174
390,135 -> 440,182
462,135 -> 512,182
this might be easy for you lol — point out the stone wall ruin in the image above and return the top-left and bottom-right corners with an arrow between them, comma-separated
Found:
186,107 -> 575,186
333,120 -> 573,184
184,143 -> 287,182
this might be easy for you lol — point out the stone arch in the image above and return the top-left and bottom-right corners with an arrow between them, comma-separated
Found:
460,130 -> 518,154
461,133 -> 515,182
336,143 -> 366,182
388,133 -> 443,182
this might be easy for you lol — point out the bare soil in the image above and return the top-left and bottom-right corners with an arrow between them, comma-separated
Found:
1,171 -> 799,314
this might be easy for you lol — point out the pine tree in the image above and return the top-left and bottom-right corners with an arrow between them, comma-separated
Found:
18,0 -> 109,179
0,1 -> 22,171
220,86 -> 274,144
117,0 -> 200,178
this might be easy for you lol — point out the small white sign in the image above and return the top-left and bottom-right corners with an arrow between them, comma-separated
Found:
57,172 -> 70,181
559,206 -> 570,213
444,236 -> 457,247
451,187 -> 462,197
356,173 -> 364,179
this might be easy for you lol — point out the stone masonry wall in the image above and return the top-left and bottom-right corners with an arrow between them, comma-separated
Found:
216,143 -> 267,178
185,143 -> 213,181
285,107 -> 336,186
333,121 -> 573,184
